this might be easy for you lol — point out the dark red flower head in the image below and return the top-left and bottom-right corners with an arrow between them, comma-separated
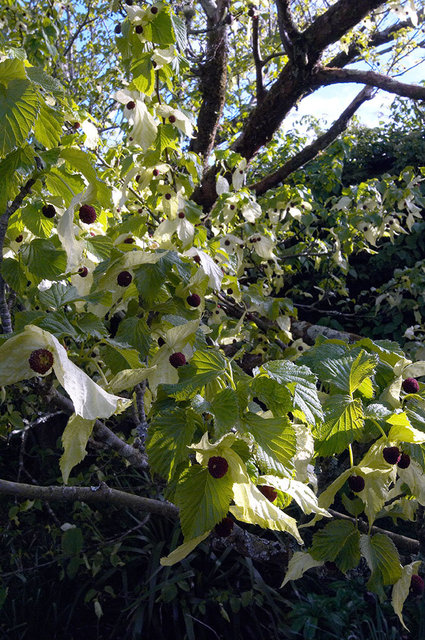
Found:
208,456 -> 229,479
42,204 -> 56,218
28,348 -> 54,374
126,100 -> 136,110
383,446 -> 401,465
169,352 -> 186,368
348,475 -> 365,493
186,293 -> 201,307
79,205 -> 97,224
117,271 -> 132,287
258,485 -> 278,502
402,378 -> 420,394
397,453 -> 411,469
78,266 -> 88,277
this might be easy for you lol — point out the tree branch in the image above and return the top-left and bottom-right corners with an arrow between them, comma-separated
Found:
0,172 -> 40,334
252,15 -> 265,102
0,477 -> 178,518
250,85 -> 374,195
275,0 -> 301,62
189,0 -> 228,166
314,66 -> 425,101
50,390 -> 149,471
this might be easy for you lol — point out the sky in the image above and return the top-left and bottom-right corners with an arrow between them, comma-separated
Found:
283,48 -> 425,134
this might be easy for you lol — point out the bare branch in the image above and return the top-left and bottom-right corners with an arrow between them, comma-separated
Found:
0,477 -> 178,519
250,85 -> 374,195
252,15 -> 265,101
275,0 -> 301,61
314,66 -> 425,101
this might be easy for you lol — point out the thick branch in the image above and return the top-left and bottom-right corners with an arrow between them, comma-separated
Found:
251,85 -> 374,195
51,391 -> 149,471
188,0 -> 228,164
0,477 -> 178,518
192,0 -> 387,209
314,66 -> 425,101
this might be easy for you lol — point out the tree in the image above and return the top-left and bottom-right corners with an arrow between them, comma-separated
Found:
2,0 -> 425,633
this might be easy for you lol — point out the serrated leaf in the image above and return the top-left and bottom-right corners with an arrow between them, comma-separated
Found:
360,533 -> 402,588
115,317 -> 151,358
260,474 -> 330,517
146,408 -> 199,480
21,201 -> 55,238
243,412 -> 296,468
0,58 -> 27,83
261,360 -> 322,424
392,561 -> 422,629
151,11 -> 175,44
175,464 -> 234,539
77,313 -> 108,339
171,14 -> 187,51
281,552 -> 324,587
0,145 -> 35,210
102,342 -> 141,375
251,376 -> 292,416
60,414 -> 95,484
34,102 -> 63,148
38,283 -> 80,309
87,235 -> 113,261
22,238 -> 67,278
315,395 -> 364,456
311,520 -> 360,572
26,66 -> 64,95
0,258 -> 28,293
0,78 -> 39,156
210,388 -> 239,434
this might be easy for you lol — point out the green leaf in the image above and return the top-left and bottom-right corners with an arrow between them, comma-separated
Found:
34,102 -> 64,148
349,350 -> 377,395
60,147 -> 97,184
0,258 -> 28,293
0,59 -> 27,83
261,360 -> 322,424
115,316 -> 152,358
360,533 -> 402,589
171,14 -> 187,51
22,239 -> 67,279
146,408 -> 200,480
21,201 -> 55,238
311,520 -> 361,572
151,11 -> 175,45
317,350 -> 377,396
39,311 -> 80,340
281,552 -> 324,587
131,54 -> 155,96
101,342 -> 141,374
38,282 -> 80,309
134,261 -> 167,304
76,314 -> 108,339
0,145 -> 35,210
243,412 -> 296,469
251,376 -> 292,416
26,66 -> 64,95
210,388 -> 239,435
86,235 -> 113,261
60,414 -> 95,484
192,348 -> 227,376
61,526 -> 84,554
392,561 -> 422,629
175,464 -> 234,539
0,78 -> 39,156
315,395 -> 364,456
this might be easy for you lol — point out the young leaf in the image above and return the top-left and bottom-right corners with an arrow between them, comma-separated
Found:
315,395 -> 364,456
281,552 -> 324,587
310,520 -> 360,572
60,414 -> 95,484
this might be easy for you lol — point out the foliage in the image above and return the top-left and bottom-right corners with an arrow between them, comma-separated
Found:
1,0 -> 425,636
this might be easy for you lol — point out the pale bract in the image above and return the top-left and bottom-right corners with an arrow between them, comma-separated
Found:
0,325 -> 130,420
156,104 -> 193,137
114,89 -> 157,150
184,248 -> 223,290
80,120 -> 99,149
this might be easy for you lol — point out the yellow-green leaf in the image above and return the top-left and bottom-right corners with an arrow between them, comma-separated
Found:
60,414 -> 95,484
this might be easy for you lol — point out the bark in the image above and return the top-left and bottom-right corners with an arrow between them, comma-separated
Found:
314,66 -> 425,101
189,0 -> 228,165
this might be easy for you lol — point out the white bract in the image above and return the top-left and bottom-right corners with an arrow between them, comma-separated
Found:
114,89 -> 158,150
0,325 -> 130,420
